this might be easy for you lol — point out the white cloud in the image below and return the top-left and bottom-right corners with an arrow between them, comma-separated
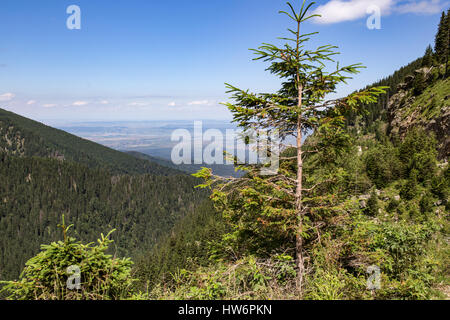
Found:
168,101 -> 176,106
99,100 -> 109,105
396,0 -> 446,14
188,100 -> 211,106
128,101 -> 150,106
312,0 -> 392,24
312,0 -> 447,24
72,101 -> 88,106
0,92 -> 15,101
26,100 -> 36,105
42,104 -> 57,108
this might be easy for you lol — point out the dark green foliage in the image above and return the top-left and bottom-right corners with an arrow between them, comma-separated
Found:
0,154 -> 206,281
430,166 -> 449,200
364,143 -> 403,188
371,221 -> 437,281
419,191 -> 434,215
365,189 -> 379,216
413,71 -> 427,95
386,198 -> 400,213
400,169 -> 419,200
421,45 -> 434,67
434,11 -> 449,64
399,128 -> 434,161
399,128 -> 438,182
134,200 -> 225,289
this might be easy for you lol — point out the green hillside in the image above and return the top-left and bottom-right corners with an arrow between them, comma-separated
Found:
346,53 -> 449,159
126,151 -> 243,177
388,76 -> 449,158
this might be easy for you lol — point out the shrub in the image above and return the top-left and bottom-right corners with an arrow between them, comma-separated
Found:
365,189 -> 379,216
0,218 -> 135,300
400,170 -> 419,200
430,166 -> 449,200
419,192 -> 435,215
413,72 -> 427,95
399,129 -> 438,182
150,254 -> 297,300
386,198 -> 400,213
364,144 -> 403,188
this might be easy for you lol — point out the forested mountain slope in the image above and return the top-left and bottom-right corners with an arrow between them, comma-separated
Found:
0,109 -> 211,282
348,62 -> 449,158
346,57 -> 423,127
0,153 -> 207,281
126,151 -> 243,177
0,108 -> 181,175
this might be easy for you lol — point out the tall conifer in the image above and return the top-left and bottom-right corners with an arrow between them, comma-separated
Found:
435,10 -> 449,71
194,0 -> 386,295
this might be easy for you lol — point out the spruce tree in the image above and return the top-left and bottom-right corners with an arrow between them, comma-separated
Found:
434,10 -> 449,77
194,0 -> 386,295
413,71 -> 426,95
421,45 -> 434,67
365,188 -> 379,216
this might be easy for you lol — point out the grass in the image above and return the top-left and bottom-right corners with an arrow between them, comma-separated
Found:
410,78 -> 450,121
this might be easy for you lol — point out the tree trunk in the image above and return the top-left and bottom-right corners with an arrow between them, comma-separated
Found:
295,81 -> 304,297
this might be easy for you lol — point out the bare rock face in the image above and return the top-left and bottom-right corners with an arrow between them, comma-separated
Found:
50,150 -> 65,161
387,67 -> 450,159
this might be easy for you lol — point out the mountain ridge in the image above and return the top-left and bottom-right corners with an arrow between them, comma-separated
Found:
0,108 -> 183,176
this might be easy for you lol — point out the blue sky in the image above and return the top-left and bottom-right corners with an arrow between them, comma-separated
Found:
0,0 -> 448,122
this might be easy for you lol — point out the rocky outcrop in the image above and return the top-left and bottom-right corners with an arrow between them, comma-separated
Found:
0,122 -> 26,156
387,67 -> 450,159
